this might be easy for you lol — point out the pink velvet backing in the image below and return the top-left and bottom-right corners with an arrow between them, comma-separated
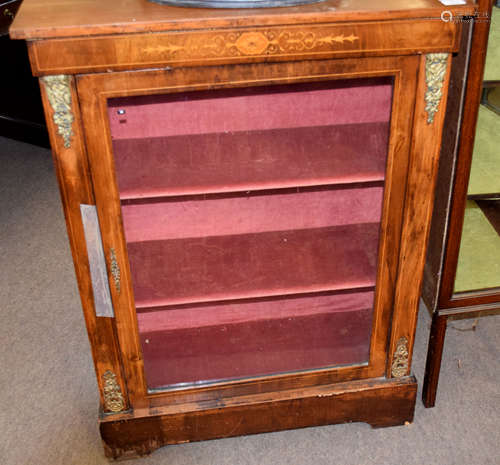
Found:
121,186 -> 383,242
138,290 -> 374,388
108,79 -> 393,140
137,290 -> 374,331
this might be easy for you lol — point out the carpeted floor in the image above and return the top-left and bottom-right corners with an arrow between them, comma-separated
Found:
0,136 -> 499,465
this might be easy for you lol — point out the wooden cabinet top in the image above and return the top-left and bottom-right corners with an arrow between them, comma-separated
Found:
11,0 -> 475,40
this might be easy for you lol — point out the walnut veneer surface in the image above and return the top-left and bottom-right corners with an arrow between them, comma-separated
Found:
10,0 -> 475,39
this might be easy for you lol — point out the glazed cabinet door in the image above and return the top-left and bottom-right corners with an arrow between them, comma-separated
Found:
76,55 -> 424,410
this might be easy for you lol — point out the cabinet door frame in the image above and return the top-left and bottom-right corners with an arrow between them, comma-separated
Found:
76,53 -> 438,411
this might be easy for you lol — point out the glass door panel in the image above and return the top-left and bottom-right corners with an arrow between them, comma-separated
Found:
107,77 -> 393,390
454,9 -> 500,294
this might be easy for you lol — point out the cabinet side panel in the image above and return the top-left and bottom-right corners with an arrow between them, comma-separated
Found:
388,53 -> 453,377
39,74 -> 129,412
439,1 -> 498,309
422,21 -> 472,312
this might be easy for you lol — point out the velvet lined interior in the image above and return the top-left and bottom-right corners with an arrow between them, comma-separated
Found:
127,222 -> 379,308
113,123 -> 389,198
123,183 -> 382,308
109,79 -> 392,199
138,290 -> 374,389
108,79 -> 393,139
121,186 -> 383,242
107,78 -> 393,388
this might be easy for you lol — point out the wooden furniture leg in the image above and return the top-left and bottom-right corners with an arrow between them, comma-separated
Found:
422,312 -> 448,408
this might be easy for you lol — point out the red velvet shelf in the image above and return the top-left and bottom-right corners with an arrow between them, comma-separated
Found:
127,222 -> 380,309
121,185 -> 384,242
112,123 -> 389,199
138,290 -> 374,389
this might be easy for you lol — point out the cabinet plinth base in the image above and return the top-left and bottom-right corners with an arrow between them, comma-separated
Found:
100,375 -> 417,460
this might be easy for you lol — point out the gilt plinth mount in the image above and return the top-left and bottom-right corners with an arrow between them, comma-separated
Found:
391,337 -> 409,378
102,370 -> 125,413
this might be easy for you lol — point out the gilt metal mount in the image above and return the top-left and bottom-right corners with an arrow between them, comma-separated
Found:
110,248 -> 121,293
424,53 -> 448,124
42,75 -> 74,148
391,337 -> 409,378
102,370 -> 125,413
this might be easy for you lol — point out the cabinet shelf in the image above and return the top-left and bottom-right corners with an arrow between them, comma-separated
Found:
128,222 -> 380,309
138,289 -> 374,389
113,122 -> 389,200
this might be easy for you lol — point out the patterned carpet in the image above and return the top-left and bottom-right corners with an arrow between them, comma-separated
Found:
0,135 -> 498,465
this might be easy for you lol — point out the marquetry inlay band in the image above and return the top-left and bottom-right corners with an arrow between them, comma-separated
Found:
143,29 -> 359,59
30,20 -> 458,75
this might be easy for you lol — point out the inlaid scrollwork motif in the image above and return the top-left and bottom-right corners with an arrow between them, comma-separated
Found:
143,30 -> 359,58
391,337 -> 409,378
424,53 -> 449,124
102,370 -> 125,413
41,75 -> 74,148
109,248 -> 121,293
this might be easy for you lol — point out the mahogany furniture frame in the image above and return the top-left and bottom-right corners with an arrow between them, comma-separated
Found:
422,0 -> 498,408
11,0 -> 475,459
